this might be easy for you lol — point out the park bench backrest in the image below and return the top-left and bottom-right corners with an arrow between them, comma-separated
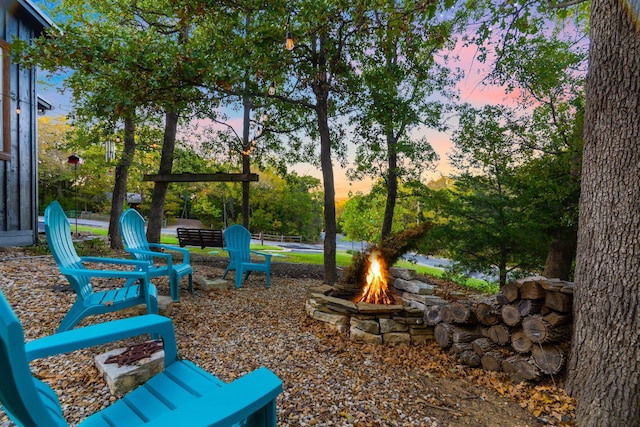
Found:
177,228 -> 224,249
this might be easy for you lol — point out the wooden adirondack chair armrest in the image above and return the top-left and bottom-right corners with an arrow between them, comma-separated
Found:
126,248 -> 173,263
24,314 -> 177,363
250,250 -> 272,261
144,366 -> 282,427
80,257 -> 151,270
223,247 -> 240,256
60,267 -> 149,280
147,243 -> 191,263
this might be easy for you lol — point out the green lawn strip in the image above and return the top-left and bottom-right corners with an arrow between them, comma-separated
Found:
77,226 -> 493,293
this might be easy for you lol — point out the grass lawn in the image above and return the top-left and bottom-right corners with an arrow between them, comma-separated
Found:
74,225 -> 496,293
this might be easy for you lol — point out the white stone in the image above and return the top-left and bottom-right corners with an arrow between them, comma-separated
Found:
194,276 -> 232,291
389,267 -> 417,280
402,292 -> 447,306
393,278 -> 435,295
95,343 -> 164,395
350,326 -> 383,344
379,318 -> 409,334
122,295 -> 173,317
383,332 -> 411,344
312,310 -> 349,327
350,317 -> 380,334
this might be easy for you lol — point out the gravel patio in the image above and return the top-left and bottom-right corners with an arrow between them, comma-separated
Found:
0,252 -> 545,427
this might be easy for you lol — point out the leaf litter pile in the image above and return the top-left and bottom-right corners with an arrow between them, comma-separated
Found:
0,254 -> 575,426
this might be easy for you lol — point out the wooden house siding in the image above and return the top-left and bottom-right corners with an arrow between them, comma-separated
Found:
0,1 -> 51,247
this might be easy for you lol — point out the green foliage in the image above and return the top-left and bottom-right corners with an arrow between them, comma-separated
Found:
339,183 -> 423,242
73,237 -> 111,257
342,222 -> 433,287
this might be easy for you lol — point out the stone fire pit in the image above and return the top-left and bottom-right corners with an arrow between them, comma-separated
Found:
306,267 -> 449,345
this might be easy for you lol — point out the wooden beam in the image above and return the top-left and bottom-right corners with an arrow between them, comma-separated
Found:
143,173 -> 259,183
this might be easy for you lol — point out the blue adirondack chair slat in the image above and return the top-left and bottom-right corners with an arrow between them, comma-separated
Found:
222,225 -> 272,289
44,201 -> 158,332
0,289 -> 282,427
119,208 -> 193,302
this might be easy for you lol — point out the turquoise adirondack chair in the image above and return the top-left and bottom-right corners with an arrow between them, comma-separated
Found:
222,225 -> 272,289
44,201 -> 158,333
0,289 -> 283,427
119,208 -> 193,302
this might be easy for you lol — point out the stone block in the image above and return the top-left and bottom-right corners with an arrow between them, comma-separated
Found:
389,267 -> 417,280
350,317 -> 380,334
95,343 -> 164,395
312,310 -> 350,328
402,292 -> 446,306
380,318 -> 409,334
383,332 -> 411,345
122,295 -> 173,317
393,278 -> 435,295
193,275 -> 232,291
350,326 -> 383,344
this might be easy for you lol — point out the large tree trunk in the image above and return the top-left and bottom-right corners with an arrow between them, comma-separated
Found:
108,117 -> 136,250
381,134 -> 397,239
147,111 -> 179,243
317,101 -> 337,285
542,232 -> 576,280
565,2 -> 640,426
241,95 -> 251,229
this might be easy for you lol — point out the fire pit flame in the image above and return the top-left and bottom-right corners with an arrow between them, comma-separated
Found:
354,250 -> 394,305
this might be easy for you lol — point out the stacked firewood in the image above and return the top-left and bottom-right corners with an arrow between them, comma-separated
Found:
426,276 -> 573,383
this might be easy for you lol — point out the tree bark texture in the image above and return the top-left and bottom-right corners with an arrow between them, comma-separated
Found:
147,111 -> 179,243
108,117 -> 136,250
316,92 -> 337,285
543,234 -> 576,280
241,93 -> 251,229
566,1 -> 640,425
381,134 -> 397,239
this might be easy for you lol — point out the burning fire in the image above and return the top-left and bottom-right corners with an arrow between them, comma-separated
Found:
355,250 -> 394,305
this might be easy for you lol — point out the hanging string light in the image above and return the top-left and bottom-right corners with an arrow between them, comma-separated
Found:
285,15 -> 294,50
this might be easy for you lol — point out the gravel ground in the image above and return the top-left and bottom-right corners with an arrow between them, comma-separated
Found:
0,254 -> 549,427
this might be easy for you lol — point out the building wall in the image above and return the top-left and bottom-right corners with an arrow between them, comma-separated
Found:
0,1 -> 50,247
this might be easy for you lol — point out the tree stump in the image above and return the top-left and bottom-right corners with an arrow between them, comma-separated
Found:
545,291 -> 573,313
532,344 -> 566,375
452,326 -> 483,343
471,337 -> 497,356
440,305 -> 454,324
519,280 -> 547,300
459,350 -> 481,367
450,342 -> 473,354
502,355 -> 543,382
434,323 -> 453,348
423,305 -> 443,326
475,302 -> 501,325
523,316 -> 572,343
450,301 -> 478,324
501,304 -> 522,326
481,351 -> 505,371
501,281 -> 519,302
511,330 -> 533,354
487,324 -> 511,345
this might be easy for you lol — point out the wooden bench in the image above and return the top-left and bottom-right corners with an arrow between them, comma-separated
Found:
177,228 -> 225,249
